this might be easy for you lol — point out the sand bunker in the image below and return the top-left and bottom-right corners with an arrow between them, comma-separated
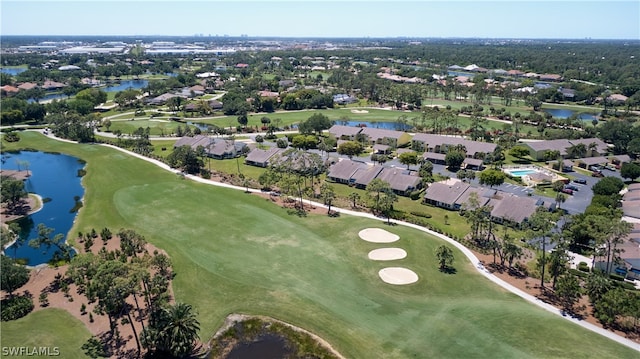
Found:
358,228 -> 399,243
368,248 -> 407,261
350,109 -> 369,114
378,267 -> 419,285
149,119 -> 170,122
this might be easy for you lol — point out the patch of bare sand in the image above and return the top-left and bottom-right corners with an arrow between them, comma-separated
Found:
358,228 -> 399,243
350,109 -> 369,114
378,267 -> 419,285
368,248 -> 407,261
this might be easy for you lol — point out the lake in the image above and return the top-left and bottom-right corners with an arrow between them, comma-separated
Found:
1,67 -> 27,76
336,120 -> 413,131
103,79 -> 149,92
2,151 -> 85,266
542,108 -> 599,121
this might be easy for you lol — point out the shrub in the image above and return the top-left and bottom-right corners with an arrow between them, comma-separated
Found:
578,262 -> 589,272
39,292 -> 49,307
609,273 -> 625,282
410,211 -> 432,218
1,296 -> 34,321
409,190 -> 423,200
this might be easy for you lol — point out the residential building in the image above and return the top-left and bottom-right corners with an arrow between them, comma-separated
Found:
245,147 -> 282,167
173,135 -> 246,159
412,133 -> 496,159
524,138 -> 608,161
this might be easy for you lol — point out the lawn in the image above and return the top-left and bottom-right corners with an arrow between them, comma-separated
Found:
0,309 -> 91,358
1,132 -> 637,358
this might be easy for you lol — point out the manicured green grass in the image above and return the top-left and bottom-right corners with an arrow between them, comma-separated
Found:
0,309 -> 91,358
2,132 -> 637,358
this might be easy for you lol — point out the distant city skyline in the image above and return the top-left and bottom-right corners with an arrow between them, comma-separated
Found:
2,1 -> 639,40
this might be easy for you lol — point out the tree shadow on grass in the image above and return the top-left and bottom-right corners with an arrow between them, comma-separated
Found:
439,267 -> 457,274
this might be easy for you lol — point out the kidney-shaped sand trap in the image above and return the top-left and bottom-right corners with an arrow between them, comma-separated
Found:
378,267 -> 419,285
358,228 -> 399,243
368,248 -> 407,261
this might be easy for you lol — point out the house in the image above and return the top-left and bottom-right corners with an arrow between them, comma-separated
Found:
489,194 -> 551,225
147,93 -> 181,105
373,144 -> 391,155
245,147 -> 282,167
353,165 -> 384,188
258,90 -> 279,98
1,85 -> 19,94
173,135 -> 246,159
333,93 -> 358,105
558,87 -> 576,99
328,125 -> 363,141
41,80 -> 66,90
376,168 -> 422,196
208,99 -> 223,110
278,79 -> 294,88
423,181 -> 472,210
524,138 -> 608,161
422,152 -> 446,165
463,158 -> 485,171
595,230 -> 640,280
360,127 -> 411,149
325,159 -> 421,196
424,179 -> 553,224
412,133 -> 496,159
539,74 -> 563,82
17,82 -> 38,90
327,159 -> 362,184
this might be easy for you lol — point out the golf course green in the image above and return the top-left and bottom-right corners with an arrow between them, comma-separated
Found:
1,131 -> 637,358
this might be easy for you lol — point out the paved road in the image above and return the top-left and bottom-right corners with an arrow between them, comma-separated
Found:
30,129 -> 640,352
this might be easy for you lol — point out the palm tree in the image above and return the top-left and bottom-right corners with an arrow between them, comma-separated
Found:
158,303 -> 200,358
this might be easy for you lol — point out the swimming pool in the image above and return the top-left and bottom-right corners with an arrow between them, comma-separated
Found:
508,169 -> 538,177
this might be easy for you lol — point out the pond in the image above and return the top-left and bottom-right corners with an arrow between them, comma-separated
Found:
2,151 -> 85,266
225,335 -> 291,359
542,108 -> 599,121
103,79 -> 149,92
1,67 -> 27,76
336,120 -> 413,131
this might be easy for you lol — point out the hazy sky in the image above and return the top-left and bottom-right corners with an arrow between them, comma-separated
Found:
2,0 -> 639,39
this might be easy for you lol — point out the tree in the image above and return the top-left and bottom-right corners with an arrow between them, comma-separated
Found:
566,143 -> 587,159
585,271 -> 612,304
592,176 -> 624,196
478,169 -> 506,188
0,176 -> 27,212
509,145 -> 530,159
298,113 -> 333,135
526,207 -> 558,288
444,149 -> 465,170
320,183 -> 336,214
143,302 -> 200,358
555,274 -> 582,313
620,162 -> 640,181
419,160 -> 433,179
337,141 -> 363,159
398,151 -> 419,169
555,192 -> 567,210
366,179 -> 397,223
0,256 -> 30,296
348,192 -> 360,208
28,224 -> 73,262
435,245 -> 454,271
166,146 -> 203,174
237,114 -> 248,128
82,336 -> 108,359
76,88 -> 107,106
